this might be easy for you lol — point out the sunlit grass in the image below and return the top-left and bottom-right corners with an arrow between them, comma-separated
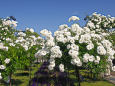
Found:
0,63 -> 115,86
0,63 -> 42,86
74,81 -> 115,86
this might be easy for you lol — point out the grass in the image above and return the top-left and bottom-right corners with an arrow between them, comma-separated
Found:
0,63 -> 42,86
68,69 -> 115,86
0,64 -> 115,86
75,81 -> 115,86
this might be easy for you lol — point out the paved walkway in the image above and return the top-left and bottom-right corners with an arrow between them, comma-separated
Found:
29,62 -> 74,86
105,72 -> 115,84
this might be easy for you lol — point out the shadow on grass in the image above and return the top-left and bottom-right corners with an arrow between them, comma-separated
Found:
15,72 -> 29,76
12,79 -> 23,85
0,79 -> 23,86
29,74 -> 75,86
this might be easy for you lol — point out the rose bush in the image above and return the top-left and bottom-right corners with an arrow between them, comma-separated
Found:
35,13 -> 115,79
0,17 -> 43,83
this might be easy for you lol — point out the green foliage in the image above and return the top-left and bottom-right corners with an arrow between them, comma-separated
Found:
0,17 -> 42,81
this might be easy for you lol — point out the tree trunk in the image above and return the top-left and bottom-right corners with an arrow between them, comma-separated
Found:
75,66 -> 81,86
9,74 -> 12,86
42,57 -> 43,63
67,69 -> 70,86
90,69 -> 93,79
29,61 -> 32,80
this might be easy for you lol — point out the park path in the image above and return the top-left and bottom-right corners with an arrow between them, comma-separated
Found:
105,72 -> 115,84
29,62 -> 74,86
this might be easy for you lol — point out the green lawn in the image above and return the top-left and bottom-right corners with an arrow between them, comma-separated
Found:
0,63 -> 42,86
78,81 -> 115,86
0,63 -> 115,86
69,69 -> 115,86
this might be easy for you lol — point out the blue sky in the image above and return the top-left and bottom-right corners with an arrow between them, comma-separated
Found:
0,0 -> 115,33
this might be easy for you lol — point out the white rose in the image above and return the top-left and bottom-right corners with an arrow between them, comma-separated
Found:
86,43 -> 94,50
112,66 -> 115,71
4,58 -> 10,64
29,28 -> 34,33
48,65 -> 54,70
0,75 -> 2,79
69,16 -> 80,22
59,64 -> 64,72
96,56 -> 100,61
0,65 -> 6,70
89,55 -> 95,62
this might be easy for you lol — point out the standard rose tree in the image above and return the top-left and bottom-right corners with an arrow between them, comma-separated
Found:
35,13 -> 115,81
0,12 -> 114,86
85,12 -> 115,31
0,17 -> 43,85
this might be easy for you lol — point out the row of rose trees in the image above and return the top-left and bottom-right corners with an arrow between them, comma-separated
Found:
0,17 -> 44,86
35,12 -> 115,86
0,12 -> 115,86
